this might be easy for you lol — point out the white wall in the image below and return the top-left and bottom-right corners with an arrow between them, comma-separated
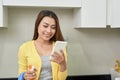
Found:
0,7 -> 120,78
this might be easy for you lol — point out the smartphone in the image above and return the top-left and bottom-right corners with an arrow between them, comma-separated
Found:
51,41 -> 67,55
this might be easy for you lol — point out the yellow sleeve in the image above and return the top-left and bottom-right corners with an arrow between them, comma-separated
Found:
58,48 -> 68,80
18,45 -> 27,75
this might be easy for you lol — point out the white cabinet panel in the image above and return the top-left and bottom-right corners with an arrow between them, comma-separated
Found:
75,0 -> 106,28
73,8 -> 81,28
0,0 -> 8,27
3,0 -> 81,8
106,0 -> 112,25
0,0 -> 2,27
111,0 -> 120,28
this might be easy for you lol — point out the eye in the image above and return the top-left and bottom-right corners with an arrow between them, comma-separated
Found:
51,26 -> 56,29
43,25 -> 48,28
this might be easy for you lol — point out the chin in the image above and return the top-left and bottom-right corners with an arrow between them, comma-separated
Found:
44,38 -> 51,41
37,36 -> 51,41
43,36 -> 53,41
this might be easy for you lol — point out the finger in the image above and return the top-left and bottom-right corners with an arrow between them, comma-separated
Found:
34,68 -> 37,72
53,52 -> 61,57
51,56 -> 62,64
24,72 -> 27,80
50,54 -> 60,63
60,50 -> 65,57
50,58 -> 59,64
53,53 -> 62,61
26,70 -> 36,76
28,68 -> 37,73
24,72 -> 32,80
51,53 -> 59,60
24,72 -> 36,80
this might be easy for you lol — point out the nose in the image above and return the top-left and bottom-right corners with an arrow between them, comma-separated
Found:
46,27 -> 51,33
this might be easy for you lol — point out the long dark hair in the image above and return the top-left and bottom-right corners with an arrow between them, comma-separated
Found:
32,10 -> 64,41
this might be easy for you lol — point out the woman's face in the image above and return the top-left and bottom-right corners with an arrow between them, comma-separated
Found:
38,16 -> 56,41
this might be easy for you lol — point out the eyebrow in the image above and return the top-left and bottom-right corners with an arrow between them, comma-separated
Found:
43,22 -> 56,26
43,22 -> 48,25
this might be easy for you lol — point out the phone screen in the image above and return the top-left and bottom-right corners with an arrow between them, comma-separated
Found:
51,41 -> 67,55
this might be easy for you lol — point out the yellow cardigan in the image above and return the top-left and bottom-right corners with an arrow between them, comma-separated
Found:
18,40 -> 67,80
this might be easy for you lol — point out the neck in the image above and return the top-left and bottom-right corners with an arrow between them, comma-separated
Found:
35,39 -> 51,45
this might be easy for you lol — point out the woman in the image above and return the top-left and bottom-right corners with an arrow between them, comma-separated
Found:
18,10 -> 67,80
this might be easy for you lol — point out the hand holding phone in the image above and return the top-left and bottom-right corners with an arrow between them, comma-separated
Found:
50,41 -> 67,63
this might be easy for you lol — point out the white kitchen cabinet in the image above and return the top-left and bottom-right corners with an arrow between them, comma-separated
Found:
0,0 -> 81,27
111,0 -> 120,28
81,0 -> 107,28
0,0 -> 8,27
1,0 -> 120,28
74,0 -> 107,28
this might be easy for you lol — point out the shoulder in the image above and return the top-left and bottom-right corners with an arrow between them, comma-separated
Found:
19,40 -> 33,49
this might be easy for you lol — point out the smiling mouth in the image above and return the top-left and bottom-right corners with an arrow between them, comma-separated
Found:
44,33 -> 51,37
43,32 -> 53,38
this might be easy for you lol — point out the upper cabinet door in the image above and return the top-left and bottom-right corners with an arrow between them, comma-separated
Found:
111,0 -> 120,28
75,0 -> 106,28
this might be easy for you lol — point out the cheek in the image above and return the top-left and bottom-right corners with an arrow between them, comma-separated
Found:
37,29 -> 40,35
38,27 -> 43,34
52,30 -> 56,35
